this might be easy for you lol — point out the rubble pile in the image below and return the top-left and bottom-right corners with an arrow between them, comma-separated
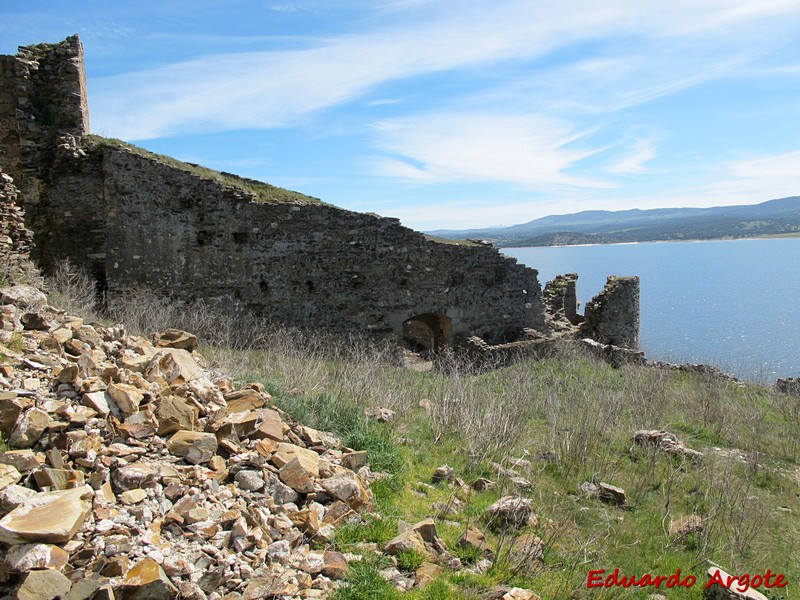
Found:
0,286 -> 377,599
631,429 -> 703,461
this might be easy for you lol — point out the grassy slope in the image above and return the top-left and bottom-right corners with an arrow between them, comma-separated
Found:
83,135 -> 323,206
200,341 -> 799,600
38,266 -> 798,599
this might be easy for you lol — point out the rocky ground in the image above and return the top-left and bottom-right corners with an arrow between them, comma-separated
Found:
0,283 -> 382,599
0,282 -> 551,600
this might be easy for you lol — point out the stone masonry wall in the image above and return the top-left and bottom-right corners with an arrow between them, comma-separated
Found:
0,36 -> 93,274
97,147 -> 544,344
580,276 -> 640,350
0,168 -> 35,278
0,36 -> 88,186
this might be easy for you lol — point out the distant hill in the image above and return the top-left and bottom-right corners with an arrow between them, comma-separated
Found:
427,196 -> 800,247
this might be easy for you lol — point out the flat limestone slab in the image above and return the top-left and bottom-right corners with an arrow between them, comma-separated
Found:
0,485 -> 93,544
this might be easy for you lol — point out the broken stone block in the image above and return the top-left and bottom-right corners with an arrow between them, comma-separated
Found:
598,482 -> 626,506
106,383 -> 144,417
81,391 -> 113,418
33,467 -> 85,490
279,457 -> 316,493
57,363 -> 79,384
243,573 -> 298,600
384,528 -> 429,558
15,568 -> 73,600
0,394 -> 25,437
457,527 -> 493,559
118,557 -> 179,600
320,473 -> 372,510
234,470 -> 264,492
146,349 -> 202,385
8,408 -> 50,448
153,328 -> 198,352
272,442 -> 320,475
341,450 -> 369,471
119,488 -> 148,505
0,485 -> 93,544
385,518 -> 445,558
485,496 -> 535,530
289,508 -> 320,533
0,285 -> 47,310
224,408 -> 282,440
0,463 -> 22,490
156,395 -> 197,435
2,542 -> 69,571
118,411 -> 157,439
62,577 -> 106,600
112,462 -> 159,492
166,431 -> 217,464
187,376 -> 226,413
0,484 -> 37,513
264,474 -> 298,505
224,388 -> 265,413
252,417 -> 284,441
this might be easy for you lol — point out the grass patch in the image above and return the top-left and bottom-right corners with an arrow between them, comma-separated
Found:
84,135 -> 323,206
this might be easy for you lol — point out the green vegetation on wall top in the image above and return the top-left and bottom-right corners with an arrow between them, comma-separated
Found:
83,135 -> 324,206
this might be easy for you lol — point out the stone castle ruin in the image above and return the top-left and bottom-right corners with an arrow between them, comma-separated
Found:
0,36 -> 639,354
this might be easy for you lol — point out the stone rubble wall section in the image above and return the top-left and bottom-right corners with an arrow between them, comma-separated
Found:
579,275 -> 640,350
0,169 -> 35,277
542,273 -> 583,332
98,148 -> 545,344
0,35 -> 88,206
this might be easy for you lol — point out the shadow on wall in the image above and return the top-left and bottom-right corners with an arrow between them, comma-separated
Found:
402,313 -> 453,353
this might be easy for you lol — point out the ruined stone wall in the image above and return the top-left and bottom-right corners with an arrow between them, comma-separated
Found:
580,275 -> 640,349
542,273 -> 582,332
0,168 -> 35,278
0,36 -> 92,273
97,147 -> 544,343
0,36 -> 88,184
0,55 -> 23,185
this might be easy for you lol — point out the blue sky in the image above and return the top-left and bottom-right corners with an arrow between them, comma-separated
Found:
3,1 -> 800,230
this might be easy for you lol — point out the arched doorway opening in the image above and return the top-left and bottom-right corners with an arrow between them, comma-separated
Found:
402,313 -> 452,354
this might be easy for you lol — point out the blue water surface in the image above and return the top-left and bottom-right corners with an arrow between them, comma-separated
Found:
503,238 -> 800,382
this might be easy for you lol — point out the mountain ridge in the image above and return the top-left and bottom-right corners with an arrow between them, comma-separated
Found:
427,196 -> 800,246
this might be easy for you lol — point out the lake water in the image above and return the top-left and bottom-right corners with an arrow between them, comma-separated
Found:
503,238 -> 800,383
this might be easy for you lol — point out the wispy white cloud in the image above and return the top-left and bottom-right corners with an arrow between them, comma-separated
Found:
370,112 -> 609,189
607,138 -> 658,174
90,0 -> 800,140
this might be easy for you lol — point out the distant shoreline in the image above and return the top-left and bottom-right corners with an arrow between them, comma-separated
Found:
499,232 -> 800,249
